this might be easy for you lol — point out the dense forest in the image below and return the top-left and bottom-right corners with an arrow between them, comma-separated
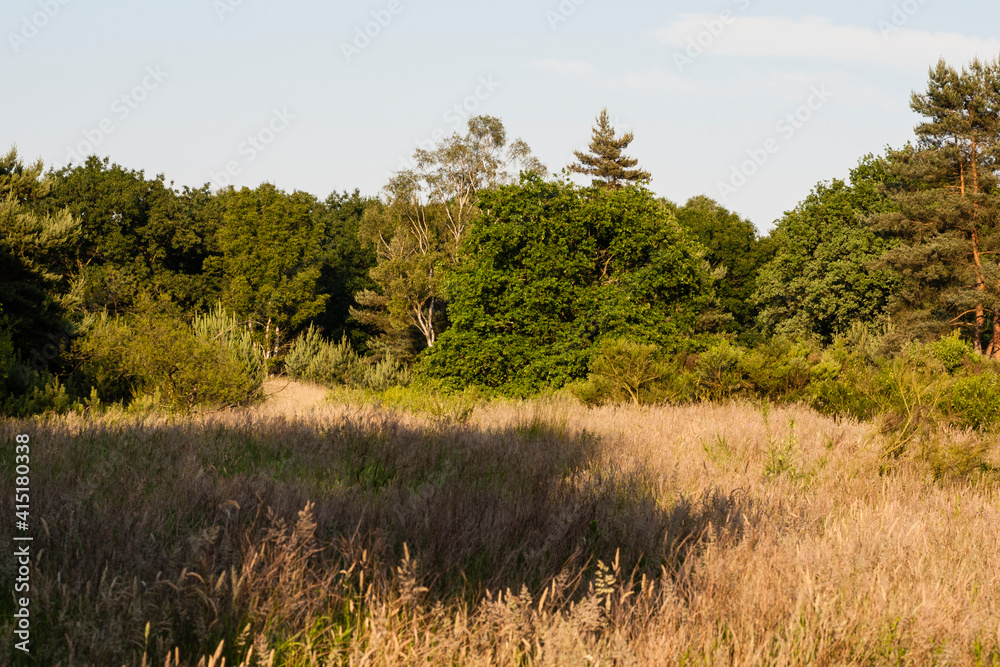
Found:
3,56 -> 1000,428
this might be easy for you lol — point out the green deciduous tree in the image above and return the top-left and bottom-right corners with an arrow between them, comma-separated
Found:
673,195 -> 772,336
217,184 -> 328,357
754,156 -> 901,343
421,176 -> 712,395
569,108 -> 651,189
312,190 -> 378,347
46,156 -> 223,313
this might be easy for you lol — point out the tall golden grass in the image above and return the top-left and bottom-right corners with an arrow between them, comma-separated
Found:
2,391 -> 998,666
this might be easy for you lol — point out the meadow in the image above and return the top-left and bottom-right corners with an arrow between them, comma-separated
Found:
3,382 -> 999,666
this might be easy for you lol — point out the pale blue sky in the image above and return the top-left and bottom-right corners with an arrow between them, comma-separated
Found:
4,0 -> 1000,231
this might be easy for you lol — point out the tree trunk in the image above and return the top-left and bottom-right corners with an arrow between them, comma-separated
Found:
968,145 -> 985,355
990,309 -> 1000,360
972,229 -> 986,354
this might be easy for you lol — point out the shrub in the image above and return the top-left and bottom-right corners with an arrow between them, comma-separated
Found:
192,305 -> 266,389
285,326 -> 410,391
929,331 -> 974,372
284,324 -> 325,380
76,309 -> 265,412
740,338 -> 814,399
809,343 -> 881,421
2,372 -> 76,417
0,322 -> 14,396
362,354 -> 411,391
0,319 -> 83,417
694,339 -> 745,401
285,325 -> 362,386
588,338 -> 670,406
949,372 -> 1000,431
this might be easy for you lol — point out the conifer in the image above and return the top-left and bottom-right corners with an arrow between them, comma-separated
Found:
569,109 -> 651,188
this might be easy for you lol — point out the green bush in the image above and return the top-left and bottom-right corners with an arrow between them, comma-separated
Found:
0,322 -> 14,395
0,318 -> 83,417
929,331 -> 974,372
588,338 -> 670,406
808,343 -> 878,421
76,309 -> 265,412
694,340 -> 745,401
284,324 -> 324,380
362,354 -> 411,391
192,305 -> 266,389
949,372 -> 1000,431
285,325 -> 361,385
285,325 -> 410,391
2,372 -> 76,417
740,338 -> 814,399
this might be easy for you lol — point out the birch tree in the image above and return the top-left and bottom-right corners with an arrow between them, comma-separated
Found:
354,116 -> 545,352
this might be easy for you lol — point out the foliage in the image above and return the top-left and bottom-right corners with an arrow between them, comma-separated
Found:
312,190 -> 379,347
673,195 -> 773,336
929,330 -> 975,371
46,156 -> 222,314
285,324 -> 362,386
0,319 -> 13,392
421,176 -> 713,396
570,326 -> 1000,443
361,354 -> 412,392
754,156 -> 901,343
683,337 -> 815,403
191,304 -> 267,389
216,184 -> 328,357
0,148 -> 80,357
949,372 -> 1000,431
808,329 -> 1000,447
584,337 -> 671,406
284,325 -> 410,391
354,116 -> 545,354
0,314 -> 83,417
872,58 -> 1000,355
75,305 -> 265,411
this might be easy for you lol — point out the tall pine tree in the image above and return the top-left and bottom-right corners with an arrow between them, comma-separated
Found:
874,58 -> 1000,356
569,109 -> 651,189
0,148 -> 80,356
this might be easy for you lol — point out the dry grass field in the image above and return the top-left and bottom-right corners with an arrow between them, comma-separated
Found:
2,384 -> 999,666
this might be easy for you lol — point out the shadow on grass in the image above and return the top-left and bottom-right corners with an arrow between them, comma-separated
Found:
1,411 -> 753,666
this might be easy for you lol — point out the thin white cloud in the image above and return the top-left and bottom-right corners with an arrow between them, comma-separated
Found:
654,15 -> 1000,67
531,59 -> 711,96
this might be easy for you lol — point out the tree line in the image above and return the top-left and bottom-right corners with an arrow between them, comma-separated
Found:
2,56 -> 1000,414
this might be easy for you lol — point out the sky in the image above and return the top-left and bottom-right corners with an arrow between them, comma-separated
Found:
4,0 -> 1000,232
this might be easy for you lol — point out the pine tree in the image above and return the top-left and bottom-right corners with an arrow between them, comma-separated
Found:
873,58 -> 1000,356
0,148 -> 80,355
569,109 -> 651,189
